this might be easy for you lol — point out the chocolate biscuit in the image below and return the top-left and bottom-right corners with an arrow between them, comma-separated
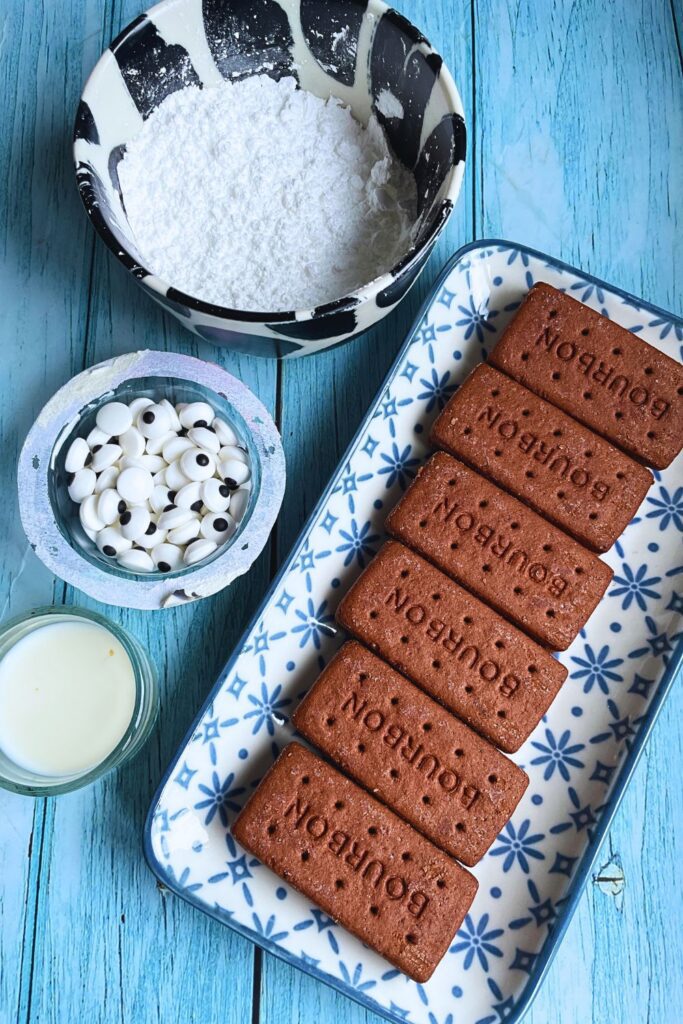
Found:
293,642 -> 529,865
430,363 -> 652,552
336,541 -> 566,752
386,452 -> 613,650
232,742 -> 478,982
489,282 -> 683,469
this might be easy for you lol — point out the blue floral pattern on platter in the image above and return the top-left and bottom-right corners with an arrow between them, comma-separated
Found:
145,241 -> 683,1024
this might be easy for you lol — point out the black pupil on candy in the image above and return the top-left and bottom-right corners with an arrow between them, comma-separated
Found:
103,545 -> 116,556
85,453 -> 93,466
120,512 -> 131,525
191,500 -> 203,512
143,411 -> 155,424
167,491 -> 176,502
194,420 -> 208,428
118,500 -> 127,514
92,444 -> 102,453
158,562 -> 170,572
197,454 -> 209,467
215,518 -> 228,531
225,478 -> 237,489
146,523 -> 157,535
219,485 -> 229,497
163,504 -> 174,512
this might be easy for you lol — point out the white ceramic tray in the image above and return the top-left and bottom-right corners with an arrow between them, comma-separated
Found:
145,240 -> 683,1024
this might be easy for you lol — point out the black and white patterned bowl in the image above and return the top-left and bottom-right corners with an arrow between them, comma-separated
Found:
73,0 -> 466,358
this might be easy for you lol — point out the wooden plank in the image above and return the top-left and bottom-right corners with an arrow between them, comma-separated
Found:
259,0 -> 474,1020
0,1 -> 106,1020
474,1 -> 683,1022
8,0 -> 267,1021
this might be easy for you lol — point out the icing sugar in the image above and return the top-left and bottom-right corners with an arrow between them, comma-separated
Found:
118,75 -> 417,313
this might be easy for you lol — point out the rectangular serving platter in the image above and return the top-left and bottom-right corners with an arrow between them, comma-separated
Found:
144,240 -> 683,1024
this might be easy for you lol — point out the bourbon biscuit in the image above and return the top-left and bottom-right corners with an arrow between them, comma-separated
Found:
293,642 -> 529,865
335,541 -> 566,752
430,363 -> 652,552
489,282 -> 683,469
386,452 -> 613,649
231,742 -> 478,982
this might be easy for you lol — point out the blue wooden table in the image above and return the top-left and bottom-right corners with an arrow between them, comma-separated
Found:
1,1 -> 681,1022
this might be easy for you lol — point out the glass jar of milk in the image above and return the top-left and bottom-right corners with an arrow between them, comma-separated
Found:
0,607 -> 157,795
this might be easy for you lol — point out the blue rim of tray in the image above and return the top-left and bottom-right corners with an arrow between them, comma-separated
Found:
143,238 -> 683,1024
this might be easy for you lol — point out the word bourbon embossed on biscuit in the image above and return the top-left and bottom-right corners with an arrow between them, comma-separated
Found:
489,282 -> 683,469
232,743 -> 478,982
387,452 -> 613,649
430,363 -> 652,552
294,643 -> 529,864
336,541 -> 566,752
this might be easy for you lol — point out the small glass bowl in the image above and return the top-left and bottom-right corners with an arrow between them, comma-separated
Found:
18,350 -> 286,610
49,375 -> 259,580
0,606 -> 158,796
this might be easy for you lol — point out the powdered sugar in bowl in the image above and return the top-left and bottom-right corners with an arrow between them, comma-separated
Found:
73,0 -> 466,358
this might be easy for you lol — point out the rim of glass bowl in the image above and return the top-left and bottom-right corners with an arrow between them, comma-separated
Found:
72,0 -> 466,323
48,376 -> 260,582
0,606 -> 158,797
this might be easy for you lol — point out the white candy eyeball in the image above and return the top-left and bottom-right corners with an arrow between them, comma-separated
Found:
68,468 -> 96,503
200,512 -> 235,544
144,431 -> 174,457
179,402 -> 214,430
201,478 -> 231,513
218,444 -> 249,465
79,494 -> 105,534
128,397 -> 154,419
86,426 -> 111,448
159,399 -> 181,432
165,459 -> 191,491
162,435 -> 195,463
212,417 -> 238,447
180,448 -> 215,482
184,538 -> 218,565
157,506 -> 196,531
137,403 -> 171,439
188,427 -> 220,454
118,426 -> 146,458
229,486 -> 250,523
96,401 -> 133,437
152,543 -> 184,572
94,465 -> 119,494
97,487 -> 124,526
96,526 -> 132,557
117,548 -> 155,573
65,437 -> 89,473
116,467 -> 154,505
136,453 -> 166,474
168,518 -> 201,546
119,506 -> 151,541
218,458 -> 250,488
136,519 -> 168,550
150,484 -> 175,514
175,481 -> 203,511
90,443 -> 122,473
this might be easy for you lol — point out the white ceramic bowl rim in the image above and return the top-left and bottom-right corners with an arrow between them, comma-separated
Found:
18,350 -> 286,610
73,0 -> 466,324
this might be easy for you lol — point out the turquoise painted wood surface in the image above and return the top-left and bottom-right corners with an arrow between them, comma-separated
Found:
0,1 -> 681,1022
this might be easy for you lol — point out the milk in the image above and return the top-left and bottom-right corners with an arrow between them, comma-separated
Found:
0,620 -> 136,777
